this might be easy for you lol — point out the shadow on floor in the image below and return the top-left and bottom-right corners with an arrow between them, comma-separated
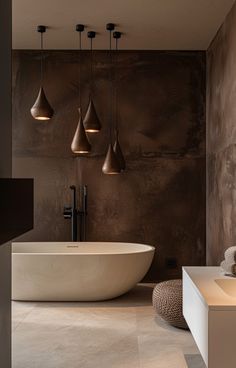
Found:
21,284 -> 155,309
185,354 -> 206,368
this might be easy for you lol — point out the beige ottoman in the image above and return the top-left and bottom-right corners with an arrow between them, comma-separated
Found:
152,279 -> 188,330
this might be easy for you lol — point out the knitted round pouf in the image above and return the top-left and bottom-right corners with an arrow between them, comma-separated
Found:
152,279 -> 188,330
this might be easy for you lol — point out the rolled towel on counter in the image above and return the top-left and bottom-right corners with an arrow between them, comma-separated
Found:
220,260 -> 236,276
224,246 -> 236,263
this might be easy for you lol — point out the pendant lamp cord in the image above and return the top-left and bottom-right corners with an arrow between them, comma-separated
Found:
90,37 -> 93,97
40,32 -> 43,87
114,37 -> 118,138
109,29 -> 113,144
78,31 -> 82,108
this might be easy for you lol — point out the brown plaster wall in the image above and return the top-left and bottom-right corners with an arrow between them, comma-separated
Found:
207,3 -> 236,265
13,50 -> 206,281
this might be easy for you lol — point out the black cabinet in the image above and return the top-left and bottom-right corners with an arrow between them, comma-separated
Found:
0,178 -> 33,245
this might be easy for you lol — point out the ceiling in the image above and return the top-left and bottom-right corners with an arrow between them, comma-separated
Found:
12,0 -> 235,50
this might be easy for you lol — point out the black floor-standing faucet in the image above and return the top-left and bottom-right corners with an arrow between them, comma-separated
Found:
80,185 -> 87,242
63,185 -> 87,241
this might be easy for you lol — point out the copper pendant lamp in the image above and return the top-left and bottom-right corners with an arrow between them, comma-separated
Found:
102,143 -> 121,174
102,23 -> 121,175
30,25 -> 54,120
71,24 -> 91,154
113,31 -> 125,171
71,107 -> 91,153
113,132 -> 125,171
84,31 -> 101,133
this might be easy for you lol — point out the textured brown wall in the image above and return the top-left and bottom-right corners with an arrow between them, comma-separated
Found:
207,3 -> 236,265
13,50 -> 206,281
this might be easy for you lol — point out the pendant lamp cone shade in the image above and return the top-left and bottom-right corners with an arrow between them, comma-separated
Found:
84,99 -> 101,132
71,108 -> 91,153
113,137 -> 125,171
30,87 -> 54,120
102,144 -> 121,174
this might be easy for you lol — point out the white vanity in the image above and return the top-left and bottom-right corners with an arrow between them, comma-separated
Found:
183,267 -> 236,368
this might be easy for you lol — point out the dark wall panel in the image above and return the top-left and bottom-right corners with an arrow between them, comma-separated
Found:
13,50 -> 206,281
0,0 -> 12,178
0,179 -> 33,245
207,2 -> 236,265
0,1 -> 12,367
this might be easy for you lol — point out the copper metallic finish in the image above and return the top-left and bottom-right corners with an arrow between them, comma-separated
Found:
113,136 -> 125,171
30,87 -> 54,120
84,99 -> 101,133
31,25 -> 54,121
71,108 -> 91,153
102,144 -> 121,174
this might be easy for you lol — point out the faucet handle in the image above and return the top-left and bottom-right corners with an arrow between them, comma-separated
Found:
81,185 -> 87,213
63,206 -> 72,219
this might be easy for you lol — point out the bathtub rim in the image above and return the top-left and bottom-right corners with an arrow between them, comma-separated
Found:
12,241 -> 156,256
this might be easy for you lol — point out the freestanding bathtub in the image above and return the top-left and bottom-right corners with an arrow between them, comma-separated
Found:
12,242 -> 155,301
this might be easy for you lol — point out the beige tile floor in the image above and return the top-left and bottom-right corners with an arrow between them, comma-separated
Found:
12,284 -> 206,368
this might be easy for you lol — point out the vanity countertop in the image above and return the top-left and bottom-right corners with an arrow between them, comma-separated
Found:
183,266 -> 236,311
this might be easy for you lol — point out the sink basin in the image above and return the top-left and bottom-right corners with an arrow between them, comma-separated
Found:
215,278 -> 236,298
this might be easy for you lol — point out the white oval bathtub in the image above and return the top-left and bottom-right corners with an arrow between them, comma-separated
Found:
12,242 -> 155,301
